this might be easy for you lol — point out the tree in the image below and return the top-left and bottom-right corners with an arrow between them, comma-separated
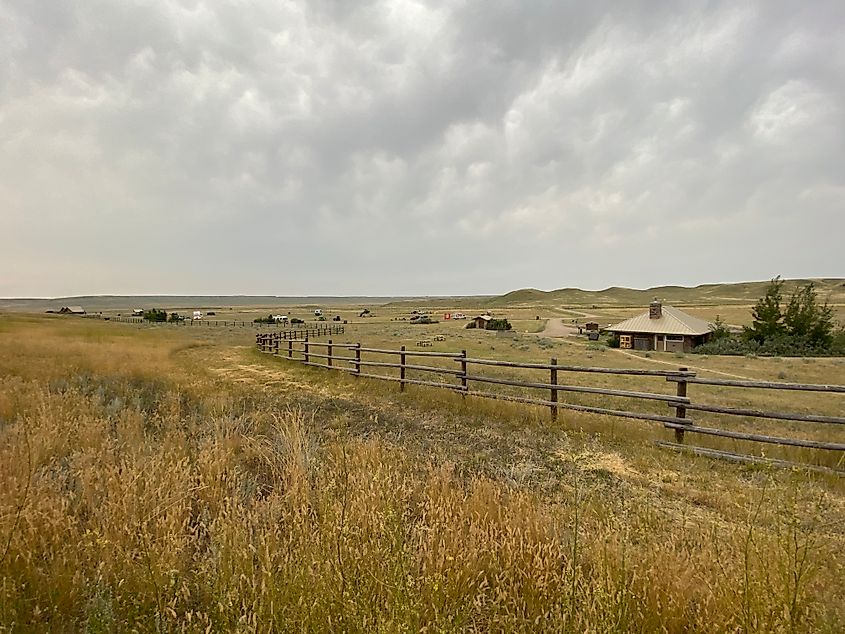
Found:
745,277 -> 785,344
710,315 -> 731,340
487,318 -> 512,331
143,308 -> 167,322
783,282 -> 835,348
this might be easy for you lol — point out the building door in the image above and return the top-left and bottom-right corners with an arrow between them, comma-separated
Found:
665,336 -> 685,353
633,337 -> 651,351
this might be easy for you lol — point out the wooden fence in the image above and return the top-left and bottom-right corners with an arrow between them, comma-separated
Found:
256,335 -> 845,474
84,314 -> 340,330
253,326 -> 345,341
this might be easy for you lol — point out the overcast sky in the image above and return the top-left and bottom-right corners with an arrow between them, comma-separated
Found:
1,1 -> 843,297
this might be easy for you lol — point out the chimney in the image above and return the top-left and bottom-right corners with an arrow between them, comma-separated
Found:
649,298 -> 662,319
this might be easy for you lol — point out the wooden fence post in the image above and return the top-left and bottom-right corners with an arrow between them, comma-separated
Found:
288,339 -> 293,359
327,340 -> 333,368
273,336 -> 279,355
354,343 -> 361,377
304,338 -> 310,364
400,346 -> 406,391
674,367 -> 688,443
550,357 -> 558,421
460,350 -> 467,396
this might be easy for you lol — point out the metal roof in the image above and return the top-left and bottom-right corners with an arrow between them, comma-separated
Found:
606,305 -> 713,336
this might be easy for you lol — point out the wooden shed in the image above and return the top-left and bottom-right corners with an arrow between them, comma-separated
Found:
472,315 -> 493,330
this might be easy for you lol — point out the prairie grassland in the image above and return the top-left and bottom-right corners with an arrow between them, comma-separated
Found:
1,315 -> 844,632
303,317 -> 844,466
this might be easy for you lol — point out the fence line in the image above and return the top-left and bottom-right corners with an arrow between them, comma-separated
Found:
82,313 -> 343,331
255,334 -> 844,473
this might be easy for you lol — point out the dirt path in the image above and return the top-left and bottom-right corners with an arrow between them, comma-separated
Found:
612,349 -> 755,380
200,346 -> 343,397
529,318 -> 580,338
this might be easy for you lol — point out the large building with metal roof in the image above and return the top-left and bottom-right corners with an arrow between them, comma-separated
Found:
606,300 -> 714,352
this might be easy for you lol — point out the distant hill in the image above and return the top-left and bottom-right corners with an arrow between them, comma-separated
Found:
484,278 -> 845,308
1,279 -> 842,314
0,295 -> 407,313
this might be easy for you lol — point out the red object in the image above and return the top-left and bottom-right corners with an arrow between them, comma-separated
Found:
444,313 -> 451,320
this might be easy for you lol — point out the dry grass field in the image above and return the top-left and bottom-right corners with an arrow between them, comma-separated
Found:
1,311 -> 844,631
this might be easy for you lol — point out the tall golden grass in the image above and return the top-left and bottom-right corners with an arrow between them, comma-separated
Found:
0,316 -> 843,631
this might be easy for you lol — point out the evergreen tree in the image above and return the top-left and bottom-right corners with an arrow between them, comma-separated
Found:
784,282 -> 835,348
744,277 -> 785,344
710,315 -> 731,340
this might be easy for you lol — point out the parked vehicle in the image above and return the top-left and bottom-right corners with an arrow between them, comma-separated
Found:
192,311 -> 203,321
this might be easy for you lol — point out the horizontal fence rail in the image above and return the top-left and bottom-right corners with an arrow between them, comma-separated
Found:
79,313 -> 341,329
255,326 -> 345,342
255,335 -> 845,474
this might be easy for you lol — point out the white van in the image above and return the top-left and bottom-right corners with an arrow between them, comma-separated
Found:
314,309 -> 322,316
192,311 -> 203,321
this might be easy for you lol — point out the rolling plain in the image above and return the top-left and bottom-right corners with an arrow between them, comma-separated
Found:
1,280 -> 844,631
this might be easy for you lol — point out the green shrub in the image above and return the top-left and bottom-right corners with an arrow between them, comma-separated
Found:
143,309 -> 167,322
694,333 -> 845,357
487,319 -> 512,331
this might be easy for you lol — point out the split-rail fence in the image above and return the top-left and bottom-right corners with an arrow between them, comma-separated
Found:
86,313 -> 344,334
256,334 -> 845,474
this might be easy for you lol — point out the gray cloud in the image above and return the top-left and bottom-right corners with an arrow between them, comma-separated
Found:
1,0 -> 843,297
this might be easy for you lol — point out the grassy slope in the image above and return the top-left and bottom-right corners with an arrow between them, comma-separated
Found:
0,315 -> 843,631
487,278 -> 845,308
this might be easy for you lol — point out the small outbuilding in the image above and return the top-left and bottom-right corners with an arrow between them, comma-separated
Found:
59,306 -> 86,314
606,300 -> 713,353
472,315 -> 493,330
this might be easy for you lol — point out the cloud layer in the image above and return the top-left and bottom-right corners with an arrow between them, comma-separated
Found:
2,0 -> 843,296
